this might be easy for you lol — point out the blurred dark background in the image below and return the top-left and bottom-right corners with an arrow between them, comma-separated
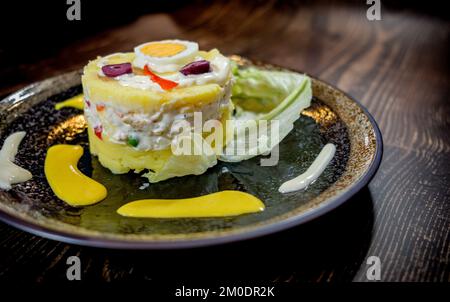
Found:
0,0 -> 447,97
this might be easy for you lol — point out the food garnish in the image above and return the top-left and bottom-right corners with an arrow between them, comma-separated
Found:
127,135 -> 139,147
94,125 -> 103,140
180,60 -> 211,75
96,104 -> 105,112
134,40 -> 199,70
102,63 -> 132,77
143,65 -> 178,90
220,66 -> 312,162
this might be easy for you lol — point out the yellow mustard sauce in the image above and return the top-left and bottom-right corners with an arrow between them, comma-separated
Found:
54,94 -> 84,110
117,190 -> 265,218
44,144 -> 107,206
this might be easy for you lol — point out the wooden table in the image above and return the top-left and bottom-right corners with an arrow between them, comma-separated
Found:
0,0 -> 448,283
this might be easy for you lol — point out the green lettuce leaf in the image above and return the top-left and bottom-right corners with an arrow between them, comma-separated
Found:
220,67 -> 312,162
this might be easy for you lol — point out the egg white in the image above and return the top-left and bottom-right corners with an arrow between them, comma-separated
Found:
133,40 -> 199,73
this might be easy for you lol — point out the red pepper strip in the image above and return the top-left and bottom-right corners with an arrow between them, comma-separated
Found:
143,65 -> 178,90
96,104 -> 105,112
94,125 -> 103,140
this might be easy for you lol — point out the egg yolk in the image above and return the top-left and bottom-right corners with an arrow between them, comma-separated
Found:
140,43 -> 187,57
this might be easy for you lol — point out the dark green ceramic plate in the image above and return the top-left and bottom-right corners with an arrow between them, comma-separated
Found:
0,57 -> 382,249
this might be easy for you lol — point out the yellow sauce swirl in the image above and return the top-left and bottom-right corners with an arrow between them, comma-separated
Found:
54,94 -> 84,110
117,190 -> 265,218
45,144 -> 107,206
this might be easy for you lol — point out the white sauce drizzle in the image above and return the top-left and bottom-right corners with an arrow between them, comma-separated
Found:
278,143 -> 336,193
0,132 -> 32,190
115,74 -> 164,92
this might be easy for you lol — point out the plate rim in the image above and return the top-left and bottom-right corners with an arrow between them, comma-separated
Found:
0,69 -> 383,250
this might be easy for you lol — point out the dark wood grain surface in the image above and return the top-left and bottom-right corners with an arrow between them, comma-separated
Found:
0,0 -> 448,283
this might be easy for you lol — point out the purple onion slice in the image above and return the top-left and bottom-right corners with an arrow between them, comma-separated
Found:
180,60 -> 211,76
102,63 -> 132,77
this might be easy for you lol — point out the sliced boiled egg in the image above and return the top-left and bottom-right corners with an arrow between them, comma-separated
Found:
133,40 -> 199,73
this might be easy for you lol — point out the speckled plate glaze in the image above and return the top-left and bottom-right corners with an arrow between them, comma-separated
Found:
0,57 -> 382,249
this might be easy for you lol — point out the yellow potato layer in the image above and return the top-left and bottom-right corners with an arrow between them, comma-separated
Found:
82,49 -> 232,181
82,51 -> 228,111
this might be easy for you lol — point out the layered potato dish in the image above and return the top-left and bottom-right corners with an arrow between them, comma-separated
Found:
82,40 -> 233,182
